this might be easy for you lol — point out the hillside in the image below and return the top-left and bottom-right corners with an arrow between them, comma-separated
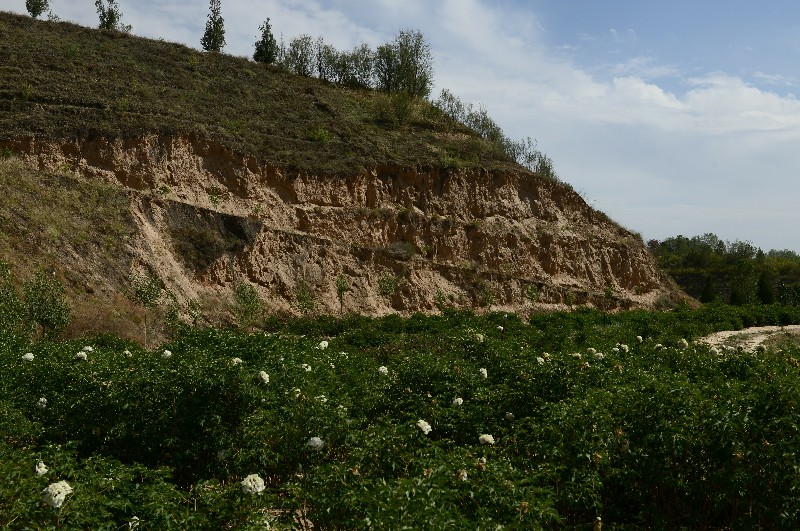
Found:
0,12 -> 685,338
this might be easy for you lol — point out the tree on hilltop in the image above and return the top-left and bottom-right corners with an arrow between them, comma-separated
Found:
95,0 -> 130,32
201,0 -> 226,52
253,18 -> 278,64
374,30 -> 433,99
25,0 -> 49,19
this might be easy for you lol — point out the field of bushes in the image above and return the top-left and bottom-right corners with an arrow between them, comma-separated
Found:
3,303 -> 800,528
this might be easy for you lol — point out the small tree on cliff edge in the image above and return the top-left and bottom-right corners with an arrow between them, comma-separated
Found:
201,0 -> 226,52
25,0 -> 49,18
95,0 -> 130,32
253,17 -> 278,64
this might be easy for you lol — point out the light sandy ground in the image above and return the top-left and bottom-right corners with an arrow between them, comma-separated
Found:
699,325 -> 800,352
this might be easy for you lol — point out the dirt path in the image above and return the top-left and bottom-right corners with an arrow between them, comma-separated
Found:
699,325 -> 800,352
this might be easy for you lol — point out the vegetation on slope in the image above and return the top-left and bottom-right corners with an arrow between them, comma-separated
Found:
0,11 -> 537,177
3,305 -> 800,528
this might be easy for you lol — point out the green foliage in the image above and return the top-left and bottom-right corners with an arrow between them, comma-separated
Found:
233,281 -> 265,330
283,34 -> 315,77
434,89 -> 559,179
295,280 -> 315,315
378,273 -> 399,298
0,262 -> 28,336
23,270 -> 70,340
525,284 -> 539,305
308,126 -> 332,142
335,273 -> 350,313
253,18 -> 278,64
25,0 -> 49,19
375,30 -> 434,99
130,271 -> 162,347
0,147 -> 11,159
201,0 -> 226,52
95,0 -> 130,32
650,234 -> 800,305
3,305 -> 800,527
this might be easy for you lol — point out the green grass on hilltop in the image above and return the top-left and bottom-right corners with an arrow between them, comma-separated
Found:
0,11 -> 520,176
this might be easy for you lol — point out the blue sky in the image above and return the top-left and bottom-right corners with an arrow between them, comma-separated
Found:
6,0 -> 800,252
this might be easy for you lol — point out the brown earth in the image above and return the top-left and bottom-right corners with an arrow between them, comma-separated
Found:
4,132 -> 685,321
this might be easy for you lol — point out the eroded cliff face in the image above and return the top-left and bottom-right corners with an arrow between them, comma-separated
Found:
9,133 -> 678,316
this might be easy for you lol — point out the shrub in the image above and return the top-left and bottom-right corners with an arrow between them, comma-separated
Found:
233,281 -> 265,330
23,269 -> 70,340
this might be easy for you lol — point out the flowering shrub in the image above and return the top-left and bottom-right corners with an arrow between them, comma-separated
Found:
42,480 -> 73,508
240,473 -> 265,494
2,305 -> 800,527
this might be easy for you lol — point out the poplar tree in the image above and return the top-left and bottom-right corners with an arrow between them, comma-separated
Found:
201,0 -> 226,52
253,17 -> 278,64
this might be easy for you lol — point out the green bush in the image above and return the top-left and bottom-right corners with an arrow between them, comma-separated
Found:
2,305 -> 800,527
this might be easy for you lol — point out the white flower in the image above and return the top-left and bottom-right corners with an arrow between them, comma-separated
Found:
74,352 -> 88,361
536,357 -> 545,365
37,397 -> 47,409
307,436 -> 325,451
475,333 -> 485,343
457,469 -> 468,481
293,388 -> 301,398
315,395 -> 328,403
300,363 -> 312,372
452,397 -> 464,406
82,346 -> 94,352
620,344 -> 630,353
505,412 -> 514,421
594,352 -> 605,361
258,370 -> 269,384
42,480 -> 73,508
636,335 -> 643,343
654,343 -> 663,350
587,348 -> 597,355
710,346 -> 721,356
497,325 -> 504,332
542,352 -> 551,359
231,357 -> 243,366
318,340 -> 329,350
128,516 -> 140,529
22,352 -> 34,362
240,473 -> 265,494
611,347 -> 620,354
35,461 -> 48,476
479,434 -> 495,445
571,353 -> 582,360
678,338 -> 689,350
479,368 -> 488,379
378,365 -> 389,375
416,419 -> 432,435
124,349 -> 132,358
162,349 -> 172,359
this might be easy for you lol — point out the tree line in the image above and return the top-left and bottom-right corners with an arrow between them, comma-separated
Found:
649,233 -> 800,306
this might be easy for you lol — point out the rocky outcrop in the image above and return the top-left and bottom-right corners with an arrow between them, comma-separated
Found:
8,133 -> 679,315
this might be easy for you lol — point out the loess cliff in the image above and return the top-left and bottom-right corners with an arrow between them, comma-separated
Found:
0,11 -> 683,333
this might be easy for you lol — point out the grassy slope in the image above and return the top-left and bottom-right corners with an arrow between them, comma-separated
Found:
0,157 -> 143,339
0,11 -> 519,176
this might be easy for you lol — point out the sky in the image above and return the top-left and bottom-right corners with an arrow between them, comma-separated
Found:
5,0 -> 800,252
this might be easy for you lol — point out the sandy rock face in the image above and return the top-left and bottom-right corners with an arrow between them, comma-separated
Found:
11,133 -> 678,315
